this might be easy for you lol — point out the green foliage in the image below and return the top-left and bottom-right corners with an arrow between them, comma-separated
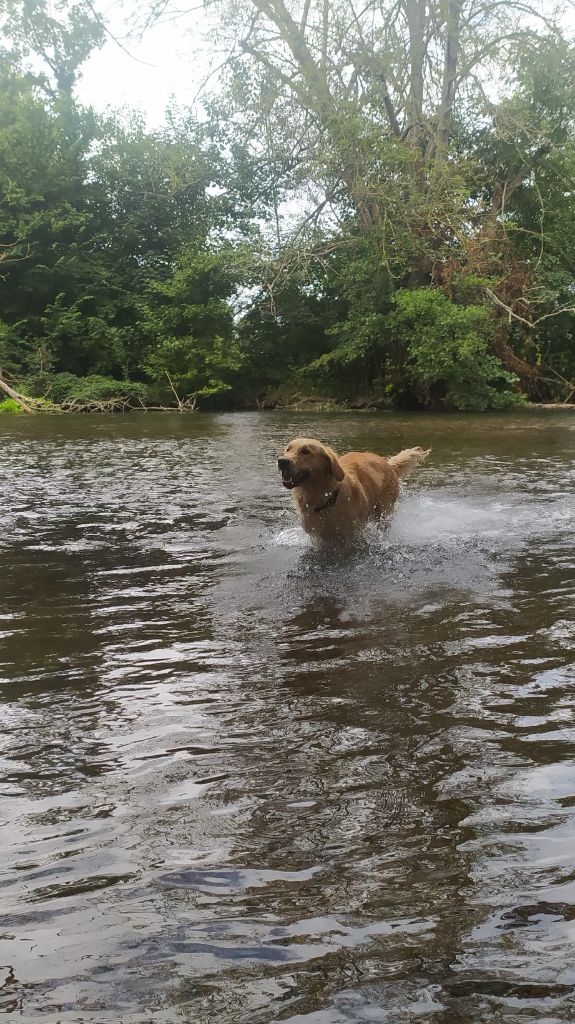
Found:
0,0 -> 573,412
143,335 -> 241,404
0,398 -> 24,413
47,373 -> 148,404
300,285 -> 523,410
235,257 -> 347,404
303,309 -> 387,389
19,370 -> 148,405
41,371 -> 81,404
139,247 -> 242,405
390,290 -> 523,410
0,50 -> 100,376
292,236 -> 394,398
190,0 -> 575,404
0,46 -> 240,406
3,0 -> 105,97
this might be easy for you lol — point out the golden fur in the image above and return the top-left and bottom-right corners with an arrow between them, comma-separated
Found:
278,436 -> 430,545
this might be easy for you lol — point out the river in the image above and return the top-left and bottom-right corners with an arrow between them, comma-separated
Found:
0,411 -> 574,1023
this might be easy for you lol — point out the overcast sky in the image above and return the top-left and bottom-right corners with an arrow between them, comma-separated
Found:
77,2 -> 214,125
76,0 -> 575,127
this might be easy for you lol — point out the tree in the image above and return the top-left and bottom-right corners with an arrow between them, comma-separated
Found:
0,50 -> 99,381
139,246 -> 242,406
2,0 -> 574,411
1,0 -> 105,98
0,36 -> 241,402
140,0 -> 575,400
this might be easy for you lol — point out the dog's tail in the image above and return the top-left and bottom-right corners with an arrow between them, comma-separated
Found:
388,446 -> 431,479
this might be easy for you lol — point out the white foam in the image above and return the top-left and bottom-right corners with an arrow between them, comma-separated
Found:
387,494 -> 509,545
269,485 -> 573,556
272,526 -> 311,548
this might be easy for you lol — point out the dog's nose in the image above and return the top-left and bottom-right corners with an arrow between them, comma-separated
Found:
278,457 -> 291,471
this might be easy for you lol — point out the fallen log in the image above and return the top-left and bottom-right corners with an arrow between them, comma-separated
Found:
0,371 -> 35,412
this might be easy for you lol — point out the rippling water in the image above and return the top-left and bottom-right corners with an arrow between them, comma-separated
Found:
1,411 -> 574,1023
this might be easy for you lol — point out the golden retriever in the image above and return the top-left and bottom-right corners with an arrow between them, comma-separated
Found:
278,437 -> 430,545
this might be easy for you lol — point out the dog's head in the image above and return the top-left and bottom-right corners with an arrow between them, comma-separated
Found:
277,437 -> 344,490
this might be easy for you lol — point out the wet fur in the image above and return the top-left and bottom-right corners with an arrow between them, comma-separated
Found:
278,437 -> 430,545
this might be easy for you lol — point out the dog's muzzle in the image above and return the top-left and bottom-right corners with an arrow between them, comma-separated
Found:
278,457 -> 310,489
278,457 -> 296,489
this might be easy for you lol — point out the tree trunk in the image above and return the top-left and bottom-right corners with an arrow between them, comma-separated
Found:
434,0 -> 462,156
494,330 -> 539,382
405,0 -> 425,146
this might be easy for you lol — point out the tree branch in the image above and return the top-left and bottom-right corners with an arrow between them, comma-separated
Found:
485,287 -> 575,327
489,144 -> 552,223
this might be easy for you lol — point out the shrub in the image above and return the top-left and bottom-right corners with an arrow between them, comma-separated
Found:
389,289 -> 524,410
45,373 -> 148,406
0,398 -> 24,413
66,375 -> 148,403
47,373 -> 83,404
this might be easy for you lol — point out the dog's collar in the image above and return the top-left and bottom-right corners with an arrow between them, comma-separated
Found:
313,487 -> 340,514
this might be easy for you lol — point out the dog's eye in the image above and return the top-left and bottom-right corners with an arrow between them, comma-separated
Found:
300,446 -> 310,455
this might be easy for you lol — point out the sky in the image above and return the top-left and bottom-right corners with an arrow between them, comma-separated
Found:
77,1 -> 214,126
74,0 -> 575,127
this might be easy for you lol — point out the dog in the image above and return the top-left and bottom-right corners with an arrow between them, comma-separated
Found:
278,436 -> 430,545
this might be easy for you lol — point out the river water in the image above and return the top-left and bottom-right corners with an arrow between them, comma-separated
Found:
0,411 -> 574,1024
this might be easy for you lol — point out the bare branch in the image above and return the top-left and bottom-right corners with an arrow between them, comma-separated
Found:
485,287 -> 575,327
85,0 -> 154,65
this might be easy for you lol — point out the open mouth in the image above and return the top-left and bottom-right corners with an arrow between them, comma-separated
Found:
281,469 -> 309,489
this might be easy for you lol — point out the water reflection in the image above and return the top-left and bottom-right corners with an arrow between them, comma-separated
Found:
0,411 -> 574,1022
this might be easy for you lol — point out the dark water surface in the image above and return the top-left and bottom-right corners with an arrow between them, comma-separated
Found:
1,411 -> 574,1024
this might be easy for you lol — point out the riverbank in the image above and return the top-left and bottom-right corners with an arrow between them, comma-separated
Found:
2,371 -> 574,417
263,396 -> 575,413
2,397 -> 574,415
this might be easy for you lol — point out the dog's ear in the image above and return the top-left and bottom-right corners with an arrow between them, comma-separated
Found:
323,445 -> 344,481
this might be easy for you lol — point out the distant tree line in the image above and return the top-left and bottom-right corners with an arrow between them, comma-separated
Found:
1,0 -> 574,412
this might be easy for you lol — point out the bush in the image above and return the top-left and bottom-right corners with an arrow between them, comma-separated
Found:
0,398 -> 24,413
47,373 -> 83,404
45,373 -> 148,406
389,289 -> 524,410
67,375 -> 148,403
